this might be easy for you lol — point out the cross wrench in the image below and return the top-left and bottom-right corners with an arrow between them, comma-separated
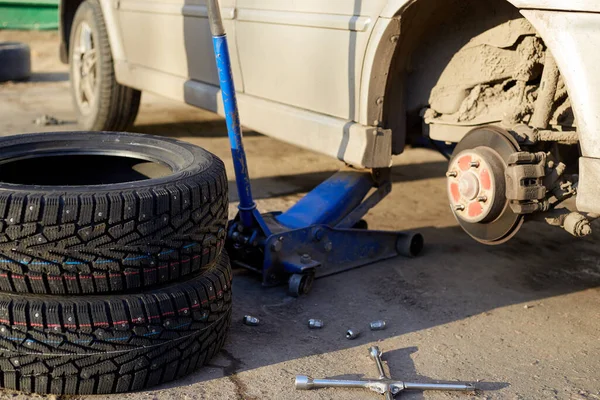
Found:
296,346 -> 475,398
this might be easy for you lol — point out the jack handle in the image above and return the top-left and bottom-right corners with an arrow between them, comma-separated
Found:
206,0 -> 257,228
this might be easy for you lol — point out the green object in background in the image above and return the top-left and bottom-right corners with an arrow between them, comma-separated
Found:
0,0 -> 59,30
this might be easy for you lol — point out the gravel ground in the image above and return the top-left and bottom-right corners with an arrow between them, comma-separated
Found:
0,30 -> 599,400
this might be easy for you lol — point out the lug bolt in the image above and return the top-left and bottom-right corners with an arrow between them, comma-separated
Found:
477,196 -> 487,203
446,171 -> 458,178
454,204 -> 465,211
469,161 -> 480,168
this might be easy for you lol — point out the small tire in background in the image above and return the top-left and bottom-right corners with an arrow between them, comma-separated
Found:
0,131 -> 228,294
69,0 -> 141,131
0,251 -> 232,395
0,42 -> 31,83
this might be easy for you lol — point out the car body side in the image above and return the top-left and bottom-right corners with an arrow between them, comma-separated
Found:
59,0 -> 600,213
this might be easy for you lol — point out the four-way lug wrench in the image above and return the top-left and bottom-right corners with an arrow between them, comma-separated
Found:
296,346 -> 475,399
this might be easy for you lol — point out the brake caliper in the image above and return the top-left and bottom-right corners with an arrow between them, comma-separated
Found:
504,152 -> 547,214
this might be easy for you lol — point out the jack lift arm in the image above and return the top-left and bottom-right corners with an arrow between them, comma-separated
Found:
207,0 -> 423,295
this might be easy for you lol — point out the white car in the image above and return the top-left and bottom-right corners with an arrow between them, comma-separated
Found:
59,0 -> 600,244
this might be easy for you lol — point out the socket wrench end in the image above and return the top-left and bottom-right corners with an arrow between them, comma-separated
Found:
295,375 -> 313,390
369,346 -> 382,360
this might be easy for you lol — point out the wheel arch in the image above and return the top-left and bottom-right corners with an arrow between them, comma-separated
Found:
59,0 -> 126,67
377,0 -> 600,18
58,0 -> 85,63
363,0 -> 593,155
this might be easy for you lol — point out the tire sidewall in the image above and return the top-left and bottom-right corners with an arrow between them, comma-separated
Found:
0,42 -> 31,82
0,131 -> 214,193
69,0 -> 109,131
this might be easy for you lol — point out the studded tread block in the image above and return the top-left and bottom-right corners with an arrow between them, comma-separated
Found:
0,131 -> 228,294
0,251 -> 232,395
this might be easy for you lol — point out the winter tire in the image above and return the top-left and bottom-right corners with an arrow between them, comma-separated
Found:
0,251 -> 232,394
0,131 -> 228,294
0,42 -> 31,83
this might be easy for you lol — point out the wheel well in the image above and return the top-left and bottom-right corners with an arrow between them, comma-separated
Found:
59,0 -> 85,63
382,0 -> 571,153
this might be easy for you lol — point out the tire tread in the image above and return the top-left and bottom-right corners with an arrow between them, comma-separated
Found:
0,154 -> 228,294
0,253 -> 232,395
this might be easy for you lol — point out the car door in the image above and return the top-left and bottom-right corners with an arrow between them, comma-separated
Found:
116,0 -> 242,89
234,0 -> 386,121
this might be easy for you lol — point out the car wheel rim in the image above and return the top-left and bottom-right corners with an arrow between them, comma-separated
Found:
72,21 -> 97,115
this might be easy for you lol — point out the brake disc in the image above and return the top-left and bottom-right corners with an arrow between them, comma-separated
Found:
446,126 -> 523,244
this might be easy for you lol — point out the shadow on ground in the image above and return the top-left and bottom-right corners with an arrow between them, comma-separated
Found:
228,160 -> 448,201
321,347 -> 509,400
29,72 -> 69,82
157,216 -> 599,395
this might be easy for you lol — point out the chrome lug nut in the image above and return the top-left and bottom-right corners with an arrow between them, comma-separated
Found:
242,315 -> 260,326
369,320 -> 386,331
469,161 -> 480,168
446,171 -> 458,178
346,329 -> 360,340
477,196 -> 488,203
454,204 -> 465,211
308,319 -> 323,329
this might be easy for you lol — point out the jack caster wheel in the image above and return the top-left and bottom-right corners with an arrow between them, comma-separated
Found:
288,273 -> 315,297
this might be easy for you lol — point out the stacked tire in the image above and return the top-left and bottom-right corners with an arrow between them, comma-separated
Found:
0,131 -> 231,394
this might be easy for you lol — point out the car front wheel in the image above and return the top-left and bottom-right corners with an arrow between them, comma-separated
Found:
69,0 -> 141,131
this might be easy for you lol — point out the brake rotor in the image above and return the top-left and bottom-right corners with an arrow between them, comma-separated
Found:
446,126 -> 523,244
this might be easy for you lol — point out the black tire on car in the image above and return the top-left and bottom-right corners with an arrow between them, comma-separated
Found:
0,131 -> 228,294
69,0 -> 141,131
0,251 -> 232,395
0,42 -> 31,83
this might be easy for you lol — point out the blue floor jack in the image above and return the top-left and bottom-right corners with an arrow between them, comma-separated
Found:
207,0 -> 424,296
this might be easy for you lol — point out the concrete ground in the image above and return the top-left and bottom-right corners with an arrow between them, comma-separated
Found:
0,31 -> 599,400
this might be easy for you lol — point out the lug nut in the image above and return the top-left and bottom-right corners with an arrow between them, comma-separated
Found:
369,320 -> 387,331
477,196 -> 487,203
242,315 -> 260,326
454,204 -> 465,211
346,329 -> 360,340
308,319 -> 323,329
446,171 -> 458,178
469,161 -> 480,168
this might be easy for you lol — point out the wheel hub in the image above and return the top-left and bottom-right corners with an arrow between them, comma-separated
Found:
447,147 -> 505,224
458,171 -> 479,200
446,126 -> 524,244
